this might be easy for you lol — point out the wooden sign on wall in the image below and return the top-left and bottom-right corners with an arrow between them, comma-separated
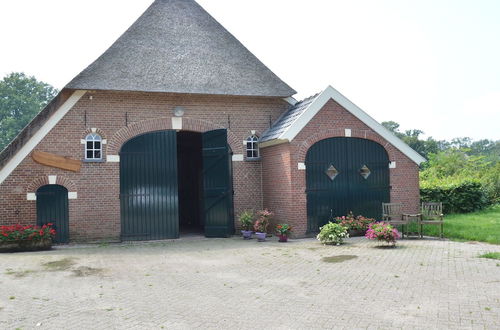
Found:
32,151 -> 81,172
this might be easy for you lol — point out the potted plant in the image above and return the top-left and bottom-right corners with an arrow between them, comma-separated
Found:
316,222 -> 349,245
365,222 -> 401,246
238,210 -> 254,239
275,224 -> 292,242
0,223 -> 56,253
254,209 -> 272,242
336,212 -> 375,237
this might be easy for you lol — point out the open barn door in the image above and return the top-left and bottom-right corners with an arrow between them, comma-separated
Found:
202,129 -> 234,237
120,131 -> 179,240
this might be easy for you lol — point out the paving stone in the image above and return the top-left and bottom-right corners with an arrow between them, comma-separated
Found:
0,237 -> 499,329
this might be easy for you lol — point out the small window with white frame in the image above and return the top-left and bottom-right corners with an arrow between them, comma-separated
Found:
85,133 -> 102,161
246,135 -> 259,159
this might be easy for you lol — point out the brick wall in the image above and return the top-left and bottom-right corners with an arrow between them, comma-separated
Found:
0,90 -> 288,241
261,143 -> 293,230
261,99 -> 420,237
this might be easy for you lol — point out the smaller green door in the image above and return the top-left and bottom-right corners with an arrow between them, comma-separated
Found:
202,129 -> 234,237
36,185 -> 69,243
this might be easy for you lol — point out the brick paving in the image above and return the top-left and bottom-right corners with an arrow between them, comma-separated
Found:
1,237 -> 499,329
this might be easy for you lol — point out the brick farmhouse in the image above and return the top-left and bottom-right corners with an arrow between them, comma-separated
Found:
0,0 -> 425,242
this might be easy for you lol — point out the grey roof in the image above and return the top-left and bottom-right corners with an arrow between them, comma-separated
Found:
261,93 -> 319,142
66,0 -> 296,97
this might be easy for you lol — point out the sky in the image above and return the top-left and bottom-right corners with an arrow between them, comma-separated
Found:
0,0 -> 499,141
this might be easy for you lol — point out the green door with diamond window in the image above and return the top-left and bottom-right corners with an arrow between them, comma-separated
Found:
305,137 -> 390,232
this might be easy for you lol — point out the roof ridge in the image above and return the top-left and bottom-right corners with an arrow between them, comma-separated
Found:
65,0 -> 296,97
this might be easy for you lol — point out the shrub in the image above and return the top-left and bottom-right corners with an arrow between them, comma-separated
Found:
316,222 -> 349,245
336,212 -> 375,230
238,210 -> 254,231
365,222 -> 400,245
254,209 -> 272,233
420,179 -> 488,213
482,163 -> 500,204
419,149 -> 499,208
1,224 -> 55,242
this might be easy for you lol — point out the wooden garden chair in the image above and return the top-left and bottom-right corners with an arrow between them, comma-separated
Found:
420,202 -> 444,238
382,203 -> 408,238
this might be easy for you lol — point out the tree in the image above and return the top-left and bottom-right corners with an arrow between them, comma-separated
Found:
381,121 -> 448,159
382,121 -> 401,136
0,72 -> 58,151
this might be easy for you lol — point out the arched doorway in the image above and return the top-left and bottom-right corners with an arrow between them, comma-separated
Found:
36,184 -> 69,243
119,129 -> 234,240
306,137 -> 390,232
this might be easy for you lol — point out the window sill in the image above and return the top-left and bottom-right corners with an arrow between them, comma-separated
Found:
245,157 -> 261,162
83,159 -> 106,163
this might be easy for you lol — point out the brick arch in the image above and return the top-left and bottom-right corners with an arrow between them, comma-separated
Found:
81,127 -> 107,140
27,176 -> 77,193
107,117 -> 242,155
296,128 -> 397,162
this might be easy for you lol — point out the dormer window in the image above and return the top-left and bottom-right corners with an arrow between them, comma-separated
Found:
85,133 -> 102,161
246,135 -> 259,159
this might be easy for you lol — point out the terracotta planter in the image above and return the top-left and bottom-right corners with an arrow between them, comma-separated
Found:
0,238 -> 52,253
241,230 -> 253,239
278,234 -> 288,242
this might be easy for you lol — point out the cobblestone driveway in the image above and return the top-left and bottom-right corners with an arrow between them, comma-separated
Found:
1,237 -> 499,329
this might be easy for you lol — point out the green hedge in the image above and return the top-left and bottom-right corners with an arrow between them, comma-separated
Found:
420,180 -> 488,214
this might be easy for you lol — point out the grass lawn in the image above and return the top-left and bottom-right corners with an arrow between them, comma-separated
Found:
407,204 -> 500,244
479,252 -> 500,260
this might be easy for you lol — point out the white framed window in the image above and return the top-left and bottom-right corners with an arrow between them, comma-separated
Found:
246,135 -> 259,159
85,133 -> 102,160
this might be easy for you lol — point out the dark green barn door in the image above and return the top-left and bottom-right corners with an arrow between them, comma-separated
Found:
120,131 -> 179,240
306,137 -> 390,232
202,129 -> 234,237
36,185 -> 69,243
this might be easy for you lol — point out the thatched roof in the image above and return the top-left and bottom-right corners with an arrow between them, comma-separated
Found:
66,0 -> 296,97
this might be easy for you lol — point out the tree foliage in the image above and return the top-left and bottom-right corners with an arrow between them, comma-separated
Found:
382,120 -> 450,159
0,72 -> 58,151
383,121 -> 499,209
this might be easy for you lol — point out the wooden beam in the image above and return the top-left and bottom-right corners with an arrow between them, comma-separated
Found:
32,151 -> 81,172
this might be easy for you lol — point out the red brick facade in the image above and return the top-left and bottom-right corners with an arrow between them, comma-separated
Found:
0,93 -> 420,241
262,99 -> 420,236
0,90 -> 288,241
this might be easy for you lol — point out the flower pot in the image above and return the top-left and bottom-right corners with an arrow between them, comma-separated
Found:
241,230 -> 253,239
0,238 -> 52,253
255,232 -> 266,242
278,234 -> 288,242
348,229 -> 366,237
